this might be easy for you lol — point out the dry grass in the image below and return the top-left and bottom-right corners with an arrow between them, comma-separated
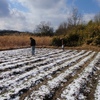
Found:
0,35 -> 52,50
0,35 -> 100,51
34,36 -> 52,46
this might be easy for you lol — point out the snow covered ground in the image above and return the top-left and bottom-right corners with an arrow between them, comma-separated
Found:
0,48 -> 100,100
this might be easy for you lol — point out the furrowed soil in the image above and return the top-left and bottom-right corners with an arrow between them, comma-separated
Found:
0,48 -> 100,100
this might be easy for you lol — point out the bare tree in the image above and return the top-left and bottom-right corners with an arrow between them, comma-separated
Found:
35,21 -> 54,36
94,12 -> 100,24
68,8 -> 82,27
56,22 -> 68,35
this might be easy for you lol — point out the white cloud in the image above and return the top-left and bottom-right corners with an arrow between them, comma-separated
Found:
0,0 -> 72,31
83,13 -> 95,23
0,0 -> 97,32
0,0 -> 72,32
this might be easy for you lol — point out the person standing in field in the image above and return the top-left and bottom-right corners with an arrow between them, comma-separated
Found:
61,38 -> 64,51
30,37 -> 36,55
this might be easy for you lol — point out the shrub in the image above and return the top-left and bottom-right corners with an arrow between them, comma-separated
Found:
66,33 -> 81,46
51,37 -> 61,46
94,36 -> 100,45
86,38 -> 94,45
51,37 -> 67,46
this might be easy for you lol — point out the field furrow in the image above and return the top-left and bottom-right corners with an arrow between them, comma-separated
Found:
0,48 -> 99,100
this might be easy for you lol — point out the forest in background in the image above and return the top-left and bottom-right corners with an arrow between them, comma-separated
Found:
0,8 -> 100,51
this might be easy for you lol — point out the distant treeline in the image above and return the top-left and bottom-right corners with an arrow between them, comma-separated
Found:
52,20 -> 100,47
33,9 -> 100,47
32,8 -> 100,46
0,30 -> 33,36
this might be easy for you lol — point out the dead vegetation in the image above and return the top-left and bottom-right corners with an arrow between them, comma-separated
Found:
0,35 -> 52,50
0,34 -> 100,52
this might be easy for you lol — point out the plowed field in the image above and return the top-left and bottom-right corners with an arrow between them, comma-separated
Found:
0,48 -> 100,100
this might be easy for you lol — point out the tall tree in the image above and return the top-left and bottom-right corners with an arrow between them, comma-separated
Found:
35,21 -> 54,36
94,12 -> 100,25
68,8 -> 82,27
56,22 -> 68,35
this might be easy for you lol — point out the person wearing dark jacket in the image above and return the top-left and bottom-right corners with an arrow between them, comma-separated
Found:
30,37 -> 36,55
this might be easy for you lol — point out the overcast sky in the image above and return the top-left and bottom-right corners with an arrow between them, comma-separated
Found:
0,0 -> 100,32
